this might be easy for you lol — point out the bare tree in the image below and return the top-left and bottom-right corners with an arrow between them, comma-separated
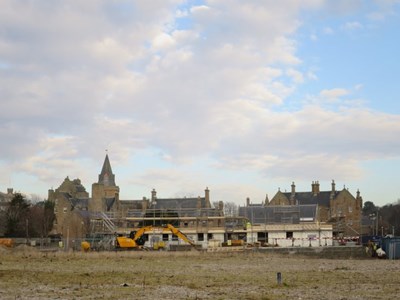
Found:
0,211 -> 7,236
28,200 -> 56,238
224,202 -> 238,217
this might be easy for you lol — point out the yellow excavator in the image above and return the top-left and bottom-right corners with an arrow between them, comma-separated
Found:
116,224 -> 196,250
82,224 -> 196,251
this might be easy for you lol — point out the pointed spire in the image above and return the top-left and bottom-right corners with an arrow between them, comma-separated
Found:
98,154 -> 116,186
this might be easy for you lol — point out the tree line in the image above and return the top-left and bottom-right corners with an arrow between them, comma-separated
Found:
0,193 -> 55,238
362,200 -> 400,236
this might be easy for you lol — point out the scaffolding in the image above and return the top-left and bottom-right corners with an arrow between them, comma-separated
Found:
87,208 -> 247,234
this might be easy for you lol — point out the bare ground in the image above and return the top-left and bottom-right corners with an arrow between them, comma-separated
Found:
0,246 -> 399,299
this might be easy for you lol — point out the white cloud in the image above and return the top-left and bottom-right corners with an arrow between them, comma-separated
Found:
190,5 -> 210,14
306,71 -> 318,81
342,21 -> 363,31
151,33 -> 176,50
323,27 -> 334,35
367,0 -> 400,21
354,84 -> 363,91
320,88 -> 350,100
0,1 -> 400,203
287,68 -> 304,84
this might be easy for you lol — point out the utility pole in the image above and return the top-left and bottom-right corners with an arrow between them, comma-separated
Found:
26,219 -> 29,241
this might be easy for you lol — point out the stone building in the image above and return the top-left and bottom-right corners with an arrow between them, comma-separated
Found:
48,177 -> 90,238
50,154 -> 221,238
268,180 -> 363,237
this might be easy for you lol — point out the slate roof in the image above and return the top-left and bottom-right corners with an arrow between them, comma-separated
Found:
150,197 -> 221,217
105,197 -> 115,211
75,185 -> 87,193
281,191 -> 338,207
119,200 -> 145,210
60,192 -> 89,210
152,197 -> 207,210
239,205 -> 318,225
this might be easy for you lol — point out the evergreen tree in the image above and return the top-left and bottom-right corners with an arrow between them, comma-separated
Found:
5,193 -> 30,237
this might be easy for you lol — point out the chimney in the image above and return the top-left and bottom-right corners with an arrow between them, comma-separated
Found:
356,189 -> 363,210
151,189 -> 157,203
331,180 -> 336,193
312,181 -> 320,196
291,182 -> 296,195
246,197 -> 250,207
205,187 -> 210,208
218,200 -> 224,211
290,182 -> 296,204
7,188 -> 13,195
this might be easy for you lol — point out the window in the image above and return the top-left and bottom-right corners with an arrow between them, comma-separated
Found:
286,232 -> 293,239
63,207 -> 67,213
257,232 -> 268,243
172,234 -> 178,241
348,206 -> 353,213
198,233 -> 204,241
162,234 -> 169,241
207,233 -> 213,240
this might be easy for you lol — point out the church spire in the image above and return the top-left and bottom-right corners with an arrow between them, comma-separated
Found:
98,153 -> 116,186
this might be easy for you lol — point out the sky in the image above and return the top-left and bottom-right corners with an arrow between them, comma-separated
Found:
1,0 -> 400,207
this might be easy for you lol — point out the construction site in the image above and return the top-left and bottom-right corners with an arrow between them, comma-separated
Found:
44,155 -> 342,253
77,203 -> 333,253
73,207 -> 332,252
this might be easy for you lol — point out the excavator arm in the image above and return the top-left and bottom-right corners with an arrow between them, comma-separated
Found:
133,226 -> 153,241
165,224 -> 196,247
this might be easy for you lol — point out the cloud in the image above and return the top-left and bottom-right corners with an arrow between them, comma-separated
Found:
1,1 -> 400,202
323,27 -> 335,35
210,104 -> 400,182
286,68 -> 304,84
320,88 -> 350,100
341,21 -> 364,31
367,0 -> 400,21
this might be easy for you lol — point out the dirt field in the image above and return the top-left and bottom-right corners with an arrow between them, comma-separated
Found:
0,246 -> 399,299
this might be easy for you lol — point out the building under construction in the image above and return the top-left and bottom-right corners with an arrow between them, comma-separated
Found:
49,154 -> 333,250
